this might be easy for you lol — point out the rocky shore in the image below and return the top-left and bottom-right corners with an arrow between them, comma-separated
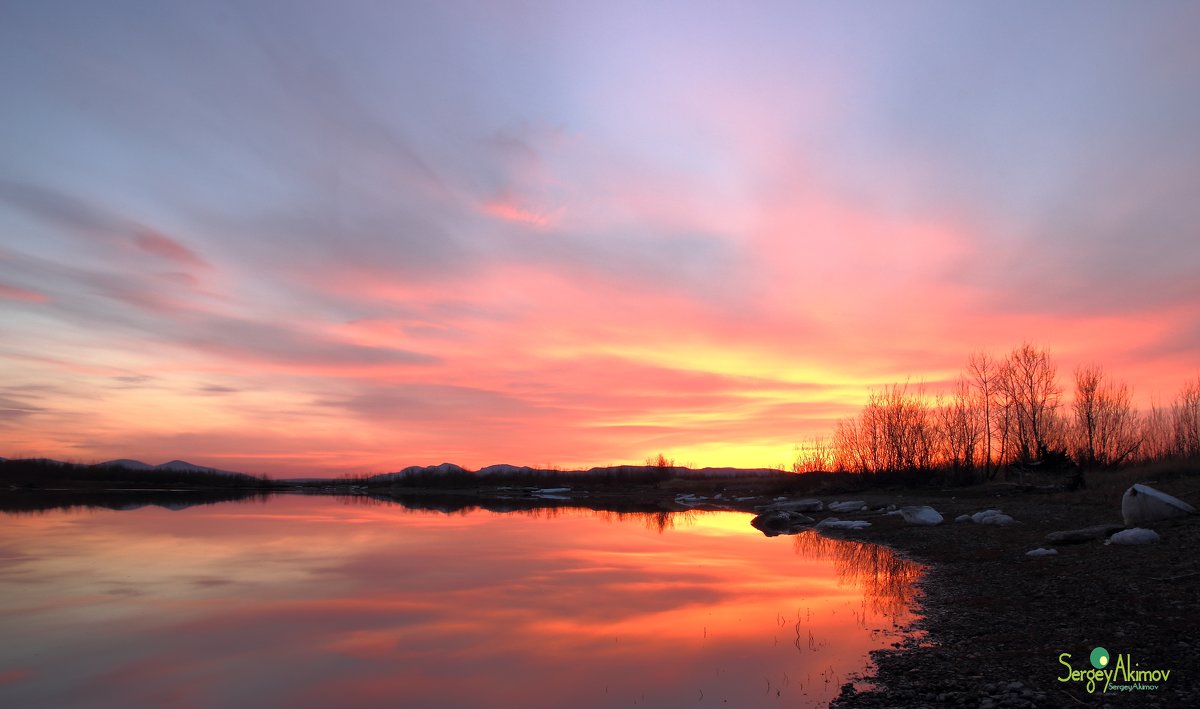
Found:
818,475 -> 1199,708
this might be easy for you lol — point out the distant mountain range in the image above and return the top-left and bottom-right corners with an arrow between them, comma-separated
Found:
4,456 -> 791,482
95,459 -> 248,477
370,462 -> 789,481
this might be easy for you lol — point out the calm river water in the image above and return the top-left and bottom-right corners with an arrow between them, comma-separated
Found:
0,494 -> 920,708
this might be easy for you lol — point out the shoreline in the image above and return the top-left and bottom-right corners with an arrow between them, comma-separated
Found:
822,480 -> 1198,707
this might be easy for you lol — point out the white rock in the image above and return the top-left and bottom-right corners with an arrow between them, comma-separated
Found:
1025,547 -> 1059,557
1121,484 -> 1196,526
765,498 -> 823,513
899,505 -> 943,525
828,500 -> 866,513
815,517 -> 871,530
1106,527 -> 1161,545
971,509 -> 1016,525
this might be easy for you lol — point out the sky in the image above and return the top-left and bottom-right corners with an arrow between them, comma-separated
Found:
2,1 -> 1199,476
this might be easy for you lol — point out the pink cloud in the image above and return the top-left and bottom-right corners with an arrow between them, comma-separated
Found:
481,194 -> 557,228
0,283 -> 48,303
132,229 -> 209,268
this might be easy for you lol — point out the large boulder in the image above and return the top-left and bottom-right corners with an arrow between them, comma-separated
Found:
1121,484 -> 1196,526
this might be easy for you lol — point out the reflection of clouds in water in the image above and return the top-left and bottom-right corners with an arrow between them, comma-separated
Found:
792,530 -> 923,619
1,500 -> 922,708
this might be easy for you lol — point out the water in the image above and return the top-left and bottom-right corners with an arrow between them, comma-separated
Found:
0,494 -> 921,707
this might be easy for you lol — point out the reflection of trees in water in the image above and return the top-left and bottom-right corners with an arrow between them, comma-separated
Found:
507,506 -> 699,533
345,493 -> 701,532
791,531 -> 923,619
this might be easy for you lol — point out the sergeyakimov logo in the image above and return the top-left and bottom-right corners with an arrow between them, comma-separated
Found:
1057,646 -> 1172,693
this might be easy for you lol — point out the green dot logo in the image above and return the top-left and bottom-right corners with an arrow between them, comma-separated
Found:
1091,647 -> 1110,669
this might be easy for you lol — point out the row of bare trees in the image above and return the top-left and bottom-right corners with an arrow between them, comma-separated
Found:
794,343 -> 1200,478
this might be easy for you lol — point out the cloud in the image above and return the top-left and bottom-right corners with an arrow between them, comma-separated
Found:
0,283 -> 48,303
133,229 -> 208,268
481,195 -> 556,228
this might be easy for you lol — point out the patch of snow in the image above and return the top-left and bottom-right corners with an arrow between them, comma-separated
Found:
1106,527 -> 1160,545
1025,547 -> 1058,557
955,514 -> 971,523
899,506 -> 943,525
815,517 -> 871,531
1121,484 -> 1196,526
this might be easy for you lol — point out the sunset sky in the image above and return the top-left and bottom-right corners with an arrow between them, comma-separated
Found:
2,1 -> 1199,475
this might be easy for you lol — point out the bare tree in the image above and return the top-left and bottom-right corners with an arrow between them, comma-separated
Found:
793,436 -> 834,473
833,416 -> 868,473
967,351 -> 1002,478
1139,402 -> 1175,462
936,379 -> 982,475
1000,343 -> 1063,463
1173,376 -> 1200,459
1072,365 -> 1141,467
832,382 -> 936,475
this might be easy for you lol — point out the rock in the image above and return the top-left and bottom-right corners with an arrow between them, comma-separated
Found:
1025,547 -> 1058,557
828,500 -> 866,513
1106,527 -> 1161,545
971,509 -> 1016,525
814,517 -> 871,530
756,498 -> 823,513
1121,483 -> 1196,526
899,505 -> 944,525
1045,524 -> 1126,545
750,510 -> 814,536
955,514 -> 971,523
